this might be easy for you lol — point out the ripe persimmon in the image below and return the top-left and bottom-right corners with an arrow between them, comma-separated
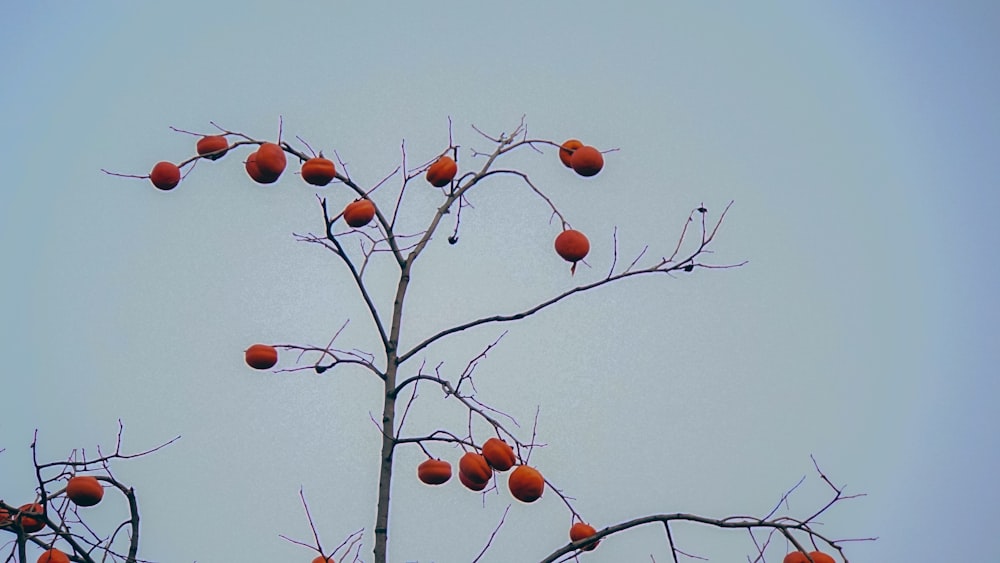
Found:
66,475 -> 104,507
426,155 -> 457,187
458,469 -> 488,491
311,556 -> 335,563
807,552 -> 835,563
245,344 -> 278,370
255,142 -> 287,177
343,199 -> 376,228
149,161 -> 181,191
37,548 -> 70,563
559,139 -> 583,168
783,553 -> 809,563
507,465 -> 544,503
570,145 -> 604,177
570,522 -> 599,551
482,438 -> 516,472
16,503 -> 45,533
554,230 -> 590,263
417,459 -> 452,485
245,152 -> 280,184
459,452 -> 492,485
196,135 -> 229,160
301,157 -> 337,186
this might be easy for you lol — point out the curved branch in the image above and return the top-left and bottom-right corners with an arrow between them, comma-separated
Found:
538,513 -> 839,563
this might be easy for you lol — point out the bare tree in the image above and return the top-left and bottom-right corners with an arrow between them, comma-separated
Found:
1,116 -> 870,563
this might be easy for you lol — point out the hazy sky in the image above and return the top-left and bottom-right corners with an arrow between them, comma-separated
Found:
2,2 -> 998,562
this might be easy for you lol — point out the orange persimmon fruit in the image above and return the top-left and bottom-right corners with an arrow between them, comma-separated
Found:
807,552 -> 835,563
426,155 -> 457,187
255,142 -> 287,177
196,135 -> 229,160
245,151 -> 281,184
149,161 -> 181,191
37,549 -> 70,563
16,503 -> 45,533
343,199 -> 376,228
559,139 -> 583,168
783,553 -> 809,563
481,438 -> 516,472
301,157 -> 337,186
570,145 -> 604,177
245,344 -> 278,370
311,556 -> 335,563
459,452 -> 492,485
570,522 -> 599,551
417,459 -> 452,485
507,465 -> 544,503
459,469 -> 488,491
554,230 -> 590,263
66,475 -> 104,507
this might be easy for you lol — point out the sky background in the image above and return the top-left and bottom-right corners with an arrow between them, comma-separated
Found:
2,2 -> 998,562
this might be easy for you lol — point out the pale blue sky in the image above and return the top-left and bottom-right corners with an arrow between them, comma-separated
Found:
2,2 -> 998,562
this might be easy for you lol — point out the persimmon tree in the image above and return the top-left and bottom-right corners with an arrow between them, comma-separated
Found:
2,117 -> 870,562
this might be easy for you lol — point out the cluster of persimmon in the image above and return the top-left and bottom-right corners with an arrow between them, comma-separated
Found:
147,135 -> 601,272
416,438 -> 600,552
146,135 -> 376,229
0,476 -> 105,562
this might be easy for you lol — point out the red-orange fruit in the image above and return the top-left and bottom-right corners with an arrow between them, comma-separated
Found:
417,459 -> 452,485
149,161 -> 181,191
37,548 -> 70,563
783,553 -> 809,563
301,157 -> 337,186
807,552 -> 835,563
507,465 -> 544,503
343,199 -> 376,228
66,475 -> 104,506
459,469 -> 488,491
481,438 -> 516,472
16,503 -> 45,533
554,230 -> 590,263
255,142 -> 287,177
459,452 -> 492,484
570,145 -> 604,177
245,344 -> 278,369
559,139 -> 583,168
311,556 -> 335,563
196,135 -> 229,160
570,522 -> 599,551
245,152 -> 280,184
426,156 -> 457,187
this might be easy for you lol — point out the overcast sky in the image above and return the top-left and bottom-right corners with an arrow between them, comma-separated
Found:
2,2 -> 998,562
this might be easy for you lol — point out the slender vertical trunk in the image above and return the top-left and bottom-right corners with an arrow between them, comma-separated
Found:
372,265 -> 411,563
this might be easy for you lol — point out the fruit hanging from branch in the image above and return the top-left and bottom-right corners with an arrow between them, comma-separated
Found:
245,344 -> 278,370
149,161 -> 181,191
417,459 -> 452,485
569,145 -> 604,177
342,199 -> 376,228
66,475 -> 104,507
245,151 -> 281,184
508,465 -> 544,503
301,156 -> 337,186
554,229 -> 590,274
481,438 -> 516,471
426,155 -> 458,187
558,139 -> 584,168
570,522 -> 599,551
196,135 -> 229,160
